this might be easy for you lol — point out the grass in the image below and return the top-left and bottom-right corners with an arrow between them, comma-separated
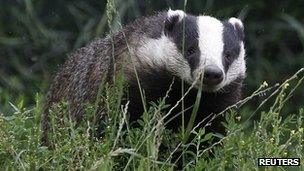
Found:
0,68 -> 303,170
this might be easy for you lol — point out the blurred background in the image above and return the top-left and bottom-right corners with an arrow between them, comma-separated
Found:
0,0 -> 303,114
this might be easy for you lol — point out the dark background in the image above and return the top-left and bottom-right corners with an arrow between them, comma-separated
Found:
0,0 -> 303,113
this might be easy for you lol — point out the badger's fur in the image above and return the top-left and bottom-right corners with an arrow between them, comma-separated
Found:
42,10 -> 246,146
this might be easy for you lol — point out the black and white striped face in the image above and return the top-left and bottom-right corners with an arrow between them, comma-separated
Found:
165,9 -> 246,92
138,10 -> 246,92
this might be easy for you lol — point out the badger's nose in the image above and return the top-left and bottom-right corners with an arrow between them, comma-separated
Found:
203,66 -> 223,86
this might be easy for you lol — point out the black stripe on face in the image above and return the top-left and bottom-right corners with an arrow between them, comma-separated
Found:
222,21 -> 242,72
164,15 -> 200,72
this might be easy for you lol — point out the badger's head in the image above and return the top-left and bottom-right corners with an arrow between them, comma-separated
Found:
138,9 -> 246,92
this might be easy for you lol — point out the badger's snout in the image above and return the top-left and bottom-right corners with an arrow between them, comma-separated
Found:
203,65 -> 224,86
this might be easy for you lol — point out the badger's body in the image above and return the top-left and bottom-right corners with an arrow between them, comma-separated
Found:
42,10 -> 246,145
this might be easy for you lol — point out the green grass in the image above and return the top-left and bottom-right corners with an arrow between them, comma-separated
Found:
0,68 -> 303,170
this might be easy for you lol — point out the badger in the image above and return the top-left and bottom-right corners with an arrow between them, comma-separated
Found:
41,9 -> 246,146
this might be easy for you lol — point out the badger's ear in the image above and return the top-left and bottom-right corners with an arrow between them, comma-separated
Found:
164,9 -> 185,34
228,17 -> 245,41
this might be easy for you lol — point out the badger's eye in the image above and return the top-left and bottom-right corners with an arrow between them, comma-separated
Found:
224,51 -> 233,61
186,46 -> 197,56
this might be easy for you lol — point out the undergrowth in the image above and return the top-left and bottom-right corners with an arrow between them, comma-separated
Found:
0,68 -> 303,170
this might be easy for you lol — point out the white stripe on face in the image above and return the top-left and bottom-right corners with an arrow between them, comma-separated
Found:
197,16 -> 225,72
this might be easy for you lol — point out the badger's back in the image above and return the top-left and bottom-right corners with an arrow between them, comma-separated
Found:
41,12 -> 170,145
43,12 -> 169,110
